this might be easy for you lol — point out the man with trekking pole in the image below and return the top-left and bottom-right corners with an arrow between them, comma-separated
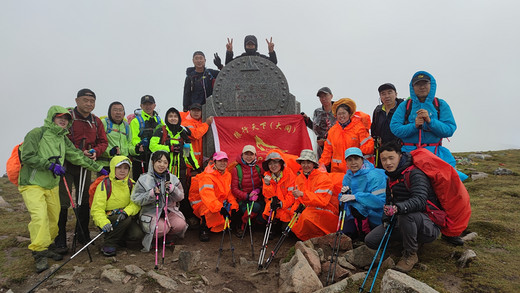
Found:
55,89 -> 109,254
364,142 -> 441,273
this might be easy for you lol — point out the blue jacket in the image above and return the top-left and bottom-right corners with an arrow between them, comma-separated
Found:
390,71 -> 457,167
341,160 -> 386,226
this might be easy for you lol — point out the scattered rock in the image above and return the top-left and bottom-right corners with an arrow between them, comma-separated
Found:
311,233 -> 352,252
381,269 -> 439,293
0,196 -> 11,208
380,256 -> 395,270
172,245 -> 187,260
316,247 -> 326,263
468,153 -> 492,160
201,275 -> 210,285
100,268 -> 125,283
147,270 -> 178,290
455,157 -> 473,165
470,172 -> 488,180
125,264 -> 145,277
303,239 -> 314,249
493,168 -> 513,175
178,250 -> 201,271
239,256 -> 256,267
344,245 -> 376,268
15,236 -> 30,243
321,261 -> 351,281
337,256 -> 356,270
279,249 -> 323,293
133,284 -> 144,293
0,235 -> 8,240
250,270 -> 269,277
457,249 -> 477,268
461,232 -> 478,242
122,275 -> 132,284
295,241 -> 321,275
222,288 -> 233,293
314,272 -> 366,293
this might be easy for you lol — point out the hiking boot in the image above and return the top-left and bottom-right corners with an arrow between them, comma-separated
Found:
41,249 -> 64,261
49,243 -> 68,255
394,251 -> 418,273
442,235 -> 464,246
101,246 -> 117,257
32,251 -> 49,273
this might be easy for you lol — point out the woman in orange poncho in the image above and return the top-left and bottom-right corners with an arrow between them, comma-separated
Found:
319,98 -> 374,173
292,149 -> 339,241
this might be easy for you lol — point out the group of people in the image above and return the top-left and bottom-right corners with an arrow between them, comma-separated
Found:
17,34 -> 465,275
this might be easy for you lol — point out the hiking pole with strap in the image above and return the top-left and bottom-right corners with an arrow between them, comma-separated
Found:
26,231 -> 104,293
240,200 -> 255,258
161,180 -> 169,265
72,166 -> 88,254
154,182 -> 161,270
326,202 -> 347,286
263,203 -> 306,269
216,201 -> 234,272
359,216 -> 395,293
258,207 -> 275,270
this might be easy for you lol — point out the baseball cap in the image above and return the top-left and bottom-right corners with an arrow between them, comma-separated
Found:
213,151 -> 229,161
316,87 -> 332,96
412,74 -> 431,85
193,51 -> 205,58
140,95 -> 155,104
55,112 -> 71,120
344,147 -> 363,159
242,145 -> 256,154
378,83 -> 396,93
77,88 -> 96,99
115,159 -> 131,167
190,103 -> 202,110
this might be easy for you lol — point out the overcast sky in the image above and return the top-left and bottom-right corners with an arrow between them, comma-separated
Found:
1,0 -> 518,173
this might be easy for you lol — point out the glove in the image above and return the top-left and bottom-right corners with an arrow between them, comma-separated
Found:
384,205 -> 397,216
109,146 -> 118,156
248,189 -> 260,202
263,175 -> 272,185
270,196 -> 281,210
213,53 -> 223,70
99,169 -> 109,176
220,207 -> 230,218
102,223 -> 113,233
339,194 -> 356,203
135,143 -> 142,154
49,163 -> 66,176
116,211 -> 128,223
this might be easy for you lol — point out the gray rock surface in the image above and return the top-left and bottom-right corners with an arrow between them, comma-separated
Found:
468,153 -> 492,160
295,241 -> 321,275
457,249 -> 477,268
381,269 -> 439,293
100,268 -> 125,283
344,245 -> 376,268
279,249 -> 323,293
146,270 -> 178,290
493,167 -> 513,175
178,250 -> 201,271
470,172 -> 488,180
125,264 -> 145,277
461,232 -> 478,242
314,272 -> 366,293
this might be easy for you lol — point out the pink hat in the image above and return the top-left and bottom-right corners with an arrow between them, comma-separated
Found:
213,151 -> 229,161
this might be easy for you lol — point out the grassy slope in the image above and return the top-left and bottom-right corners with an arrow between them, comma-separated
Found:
1,149 -> 519,292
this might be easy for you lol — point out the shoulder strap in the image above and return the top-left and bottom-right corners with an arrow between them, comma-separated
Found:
105,117 -> 113,134
403,99 -> 413,125
402,165 -> 416,190
255,165 -> 262,182
161,125 -> 168,144
236,164 -> 243,190
433,97 -> 440,118
102,177 -> 112,200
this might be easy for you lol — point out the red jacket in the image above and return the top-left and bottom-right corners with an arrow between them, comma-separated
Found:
230,156 -> 263,202
68,108 -> 108,155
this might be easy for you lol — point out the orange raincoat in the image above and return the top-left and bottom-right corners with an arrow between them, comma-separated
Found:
262,169 -> 296,223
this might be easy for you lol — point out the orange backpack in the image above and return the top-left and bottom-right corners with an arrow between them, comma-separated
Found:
6,143 -> 23,186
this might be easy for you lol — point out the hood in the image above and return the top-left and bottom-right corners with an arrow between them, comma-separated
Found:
165,107 -> 183,135
109,155 -> 132,181
409,71 -> 437,103
107,102 -> 124,123
44,105 -> 72,134
244,35 -> 258,55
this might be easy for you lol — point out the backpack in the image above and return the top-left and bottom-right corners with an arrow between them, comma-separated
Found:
235,164 -> 262,190
6,128 -> 45,186
104,117 -> 130,136
401,148 -> 471,236
88,175 -> 134,207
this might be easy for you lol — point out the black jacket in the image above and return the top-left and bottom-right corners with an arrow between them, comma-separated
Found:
371,98 -> 404,145
183,67 -> 220,111
384,153 -> 440,218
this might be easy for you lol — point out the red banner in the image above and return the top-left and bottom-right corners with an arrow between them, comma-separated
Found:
212,115 -> 313,163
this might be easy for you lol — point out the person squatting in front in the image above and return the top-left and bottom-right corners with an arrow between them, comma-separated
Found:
364,142 -> 441,273
339,147 -> 387,242
261,151 -> 296,239
91,156 -> 143,257
131,150 -> 187,252
194,151 -> 239,242
19,106 -> 104,273
290,149 -> 339,241
230,145 -> 265,237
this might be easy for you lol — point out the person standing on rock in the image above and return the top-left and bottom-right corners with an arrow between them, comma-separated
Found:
290,149 -> 339,241
219,35 -> 277,66
131,150 -> 187,252
91,156 -> 142,256
19,105 -> 104,273
183,51 -> 220,111
364,142 -> 441,273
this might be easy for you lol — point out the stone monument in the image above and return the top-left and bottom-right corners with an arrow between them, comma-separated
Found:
203,56 -> 301,157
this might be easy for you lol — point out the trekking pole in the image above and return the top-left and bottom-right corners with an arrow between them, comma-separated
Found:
240,201 -> 255,258
263,203 -> 306,269
215,200 -> 235,272
359,216 -> 395,293
161,180 -> 168,265
257,208 -> 275,269
59,171 -> 92,262
227,212 -> 236,267
26,231 -> 103,293
326,202 -> 347,286
72,167 -> 89,253
154,183 -> 160,270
